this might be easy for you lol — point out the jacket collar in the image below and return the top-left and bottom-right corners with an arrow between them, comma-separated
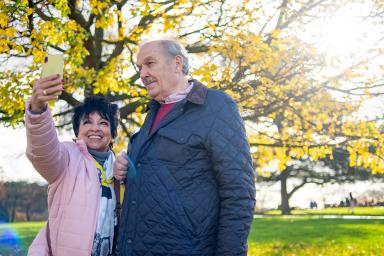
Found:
75,139 -> 95,161
185,79 -> 207,105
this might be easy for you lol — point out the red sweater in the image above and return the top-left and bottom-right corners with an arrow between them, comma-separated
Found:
150,102 -> 176,133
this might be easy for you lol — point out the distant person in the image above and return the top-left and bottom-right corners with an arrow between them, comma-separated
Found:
26,75 -> 119,256
349,192 -> 357,213
345,197 -> 350,207
309,201 -> 318,209
113,39 -> 256,255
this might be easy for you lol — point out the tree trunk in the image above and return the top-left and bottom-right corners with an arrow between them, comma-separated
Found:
25,206 -> 31,221
0,204 -> 9,222
10,205 -> 16,222
280,170 -> 291,215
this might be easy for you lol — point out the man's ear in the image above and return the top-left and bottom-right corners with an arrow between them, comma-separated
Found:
174,55 -> 183,73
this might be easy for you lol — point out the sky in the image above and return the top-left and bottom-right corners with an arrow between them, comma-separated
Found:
0,126 -> 41,182
0,126 -> 72,184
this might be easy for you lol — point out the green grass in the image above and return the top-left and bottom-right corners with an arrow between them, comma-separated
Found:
248,217 -> 384,256
1,216 -> 384,256
0,221 -> 45,255
263,206 -> 384,216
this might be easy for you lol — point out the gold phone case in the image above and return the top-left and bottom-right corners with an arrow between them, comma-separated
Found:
41,54 -> 64,79
41,54 -> 64,97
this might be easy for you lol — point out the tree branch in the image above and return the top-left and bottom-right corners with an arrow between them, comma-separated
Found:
67,0 -> 90,29
59,91 -> 81,107
119,100 -> 146,119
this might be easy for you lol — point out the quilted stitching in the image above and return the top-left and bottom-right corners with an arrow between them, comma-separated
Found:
117,80 -> 255,256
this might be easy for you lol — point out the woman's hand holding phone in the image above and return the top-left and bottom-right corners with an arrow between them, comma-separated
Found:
30,74 -> 65,112
30,55 -> 65,113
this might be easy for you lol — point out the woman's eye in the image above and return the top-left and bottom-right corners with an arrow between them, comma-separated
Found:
83,120 -> 90,124
100,121 -> 109,126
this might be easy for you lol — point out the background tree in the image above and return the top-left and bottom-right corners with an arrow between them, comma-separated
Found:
21,182 -> 47,221
258,148 -> 384,214
190,0 -> 384,213
3,181 -> 25,222
0,0 -> 251,131
1,181 -> 47,222
1,0 -> 384,214
0,167 -> 8,221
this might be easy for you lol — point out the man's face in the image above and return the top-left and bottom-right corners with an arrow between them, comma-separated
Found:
136,42 -> 179,101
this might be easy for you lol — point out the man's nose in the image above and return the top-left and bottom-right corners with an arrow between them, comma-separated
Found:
140,66 -> 148,79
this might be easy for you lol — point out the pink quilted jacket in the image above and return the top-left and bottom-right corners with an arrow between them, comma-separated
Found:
25,104 -> 100,256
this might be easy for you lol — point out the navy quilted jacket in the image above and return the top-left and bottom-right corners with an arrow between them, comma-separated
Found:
117,80 -> 255,256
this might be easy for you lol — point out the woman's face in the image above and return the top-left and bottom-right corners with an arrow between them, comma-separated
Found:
77,112 -> 112,152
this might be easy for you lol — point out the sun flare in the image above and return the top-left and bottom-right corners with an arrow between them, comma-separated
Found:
308,3 -> 380,59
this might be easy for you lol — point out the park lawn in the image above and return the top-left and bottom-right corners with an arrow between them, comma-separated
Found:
264,206 -> 384,216
1,217 -> 384,255
0,221 -> 44,255
248,217 -> 384,256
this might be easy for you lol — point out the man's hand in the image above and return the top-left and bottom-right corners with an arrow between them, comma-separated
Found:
114,151 -> 129,181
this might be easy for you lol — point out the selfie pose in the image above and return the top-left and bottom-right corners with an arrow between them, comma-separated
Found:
26,75 -> 119,256
113,39 -> 256,255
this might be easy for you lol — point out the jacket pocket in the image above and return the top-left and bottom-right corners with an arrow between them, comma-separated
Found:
155,128 -> 200,166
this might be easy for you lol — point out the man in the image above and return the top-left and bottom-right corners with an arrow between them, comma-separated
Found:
114,39 -> 255,255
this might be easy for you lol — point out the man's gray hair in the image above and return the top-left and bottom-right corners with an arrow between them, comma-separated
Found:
158,40 -> 189,76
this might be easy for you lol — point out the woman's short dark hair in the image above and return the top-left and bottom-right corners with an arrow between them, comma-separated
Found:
72,96 -> 119,139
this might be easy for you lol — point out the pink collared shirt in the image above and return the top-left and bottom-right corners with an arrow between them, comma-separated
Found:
150,82 -> 194,132
161,81 -> 194,104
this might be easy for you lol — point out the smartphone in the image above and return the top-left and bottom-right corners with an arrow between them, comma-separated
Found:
41,54 -> 64,96
41,54 -> 64,79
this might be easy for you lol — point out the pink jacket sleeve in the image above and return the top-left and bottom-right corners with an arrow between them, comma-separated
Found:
25,101 -> 69,184
27,226 -> 49,256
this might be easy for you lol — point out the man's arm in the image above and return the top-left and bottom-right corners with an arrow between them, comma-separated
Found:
206,93 -> 256,256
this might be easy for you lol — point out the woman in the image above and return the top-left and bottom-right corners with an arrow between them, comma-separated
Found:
26,74 -> 119,256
